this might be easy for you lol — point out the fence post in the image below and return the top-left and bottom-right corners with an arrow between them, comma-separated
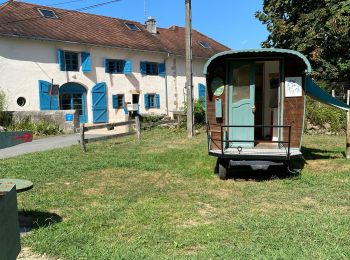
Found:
80,123 -> 87,152
346,90 -> 350,160
135,116 -> 141,140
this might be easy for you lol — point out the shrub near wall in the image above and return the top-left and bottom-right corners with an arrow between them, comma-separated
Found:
0,110 -> 79,134
306,97 -> 347,134
183,99 -> 206,126
8,118 -> 62,136
0,91 -> 9,128
0,91 -> 5,112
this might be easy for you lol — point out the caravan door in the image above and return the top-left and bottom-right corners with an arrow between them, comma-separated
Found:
229,63 -> 255,148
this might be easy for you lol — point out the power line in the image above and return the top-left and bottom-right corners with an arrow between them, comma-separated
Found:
0,0 -> 90,13
75,0 -> 121,11
0,0 -> 121,26
51,0 -> 90,7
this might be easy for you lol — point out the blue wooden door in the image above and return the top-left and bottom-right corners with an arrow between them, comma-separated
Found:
198,83 -> 206,109
92,82 -> 108,123
229,63 -> 255,148
38,80 -> 59,110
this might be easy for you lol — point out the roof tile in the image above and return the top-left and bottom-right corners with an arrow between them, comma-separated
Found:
0,1 -> 229,58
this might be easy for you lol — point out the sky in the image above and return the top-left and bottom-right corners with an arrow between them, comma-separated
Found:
22,0 -> 268,49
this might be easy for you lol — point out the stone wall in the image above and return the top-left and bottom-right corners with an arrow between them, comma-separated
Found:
1,110 -> 79,133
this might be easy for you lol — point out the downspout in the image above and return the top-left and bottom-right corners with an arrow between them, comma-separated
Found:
164,53 -> 170,116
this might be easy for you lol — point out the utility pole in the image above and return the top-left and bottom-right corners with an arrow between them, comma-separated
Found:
346,90 -> 350,159
185,0 -> 194,137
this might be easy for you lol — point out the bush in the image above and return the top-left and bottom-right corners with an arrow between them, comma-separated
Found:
0,91 -> 5,111
141,115 -> 163,123
8,118 -> 63,136
306,97 -> 347,132
183,99 -> 206,126
0,91 -> 8,127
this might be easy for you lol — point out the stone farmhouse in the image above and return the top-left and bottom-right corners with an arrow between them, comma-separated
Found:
0,1 -> 229,124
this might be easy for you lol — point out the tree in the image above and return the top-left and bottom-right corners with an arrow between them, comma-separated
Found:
256,0 -> 350,84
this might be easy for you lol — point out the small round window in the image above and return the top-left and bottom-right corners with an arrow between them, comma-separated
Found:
17,97 -> 26,107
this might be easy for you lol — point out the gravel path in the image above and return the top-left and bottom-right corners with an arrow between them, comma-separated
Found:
17,247 -> 58,260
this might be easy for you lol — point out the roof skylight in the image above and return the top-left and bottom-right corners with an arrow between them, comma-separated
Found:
199,41 -> 211,49
125,23 -> 140,31
38,8 -> 58,19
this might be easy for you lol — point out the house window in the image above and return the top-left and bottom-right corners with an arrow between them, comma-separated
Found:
148,94 -> 155,108
64,51 -> 79,71
125,23 -> 140,31
106,59 -> 125,73
140,61 -> 165,76
146,62 -> 158,75
116,95 -> 124,108
112,94 -> 124,109
17,97 -> 26,107
199,41 -> 211,49
38,8 -> 58,19
144,93 -> 160,109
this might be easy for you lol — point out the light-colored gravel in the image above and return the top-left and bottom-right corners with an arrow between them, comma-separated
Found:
17,247 -> 59,260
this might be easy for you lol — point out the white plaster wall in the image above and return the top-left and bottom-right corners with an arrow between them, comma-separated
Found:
173,57 -> 207,111
0,36 -> 208,123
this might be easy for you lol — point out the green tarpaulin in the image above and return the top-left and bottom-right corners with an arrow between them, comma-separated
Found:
0,131 -> 33,149
305,76 -> 350,111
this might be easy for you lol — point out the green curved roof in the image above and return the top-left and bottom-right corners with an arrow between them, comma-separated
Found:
203,48 -> 312,75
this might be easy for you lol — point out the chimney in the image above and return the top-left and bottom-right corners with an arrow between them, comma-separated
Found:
146,17 -> 157,34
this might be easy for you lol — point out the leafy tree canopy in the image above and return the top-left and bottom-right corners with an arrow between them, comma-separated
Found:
256,0 -> 350,83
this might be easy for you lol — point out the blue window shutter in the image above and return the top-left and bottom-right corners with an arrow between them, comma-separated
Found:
81,52 -> 91,73
144,94 -> 149,109
105,59 -> 109,73
57,49 -> 65,71
123,96 -> 128,114
158,63 -> 166,77
39,80 -> 58,110
140,61 -> 147,75
112,94 -> 118,108
123,60 -> 132,75
156,94 -> 160,108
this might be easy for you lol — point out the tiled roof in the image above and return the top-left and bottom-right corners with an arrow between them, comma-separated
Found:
0,1 -> 229,58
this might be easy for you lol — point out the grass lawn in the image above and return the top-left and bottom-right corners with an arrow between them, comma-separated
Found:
0,129 -> 349,259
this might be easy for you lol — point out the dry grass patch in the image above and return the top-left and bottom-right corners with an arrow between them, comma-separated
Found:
306,159 -> 350,173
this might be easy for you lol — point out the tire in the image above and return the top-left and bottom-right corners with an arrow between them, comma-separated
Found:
218,159 -> 228,180
214,159 -> 219,174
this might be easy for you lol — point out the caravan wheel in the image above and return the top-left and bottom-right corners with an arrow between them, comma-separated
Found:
218,159 -> 228,180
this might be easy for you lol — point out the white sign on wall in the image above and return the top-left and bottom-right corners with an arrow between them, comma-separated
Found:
285,77 -> 302,97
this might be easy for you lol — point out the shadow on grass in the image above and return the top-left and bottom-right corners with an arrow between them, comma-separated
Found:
18,210 -> 62,233
301,146 -> 343,160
